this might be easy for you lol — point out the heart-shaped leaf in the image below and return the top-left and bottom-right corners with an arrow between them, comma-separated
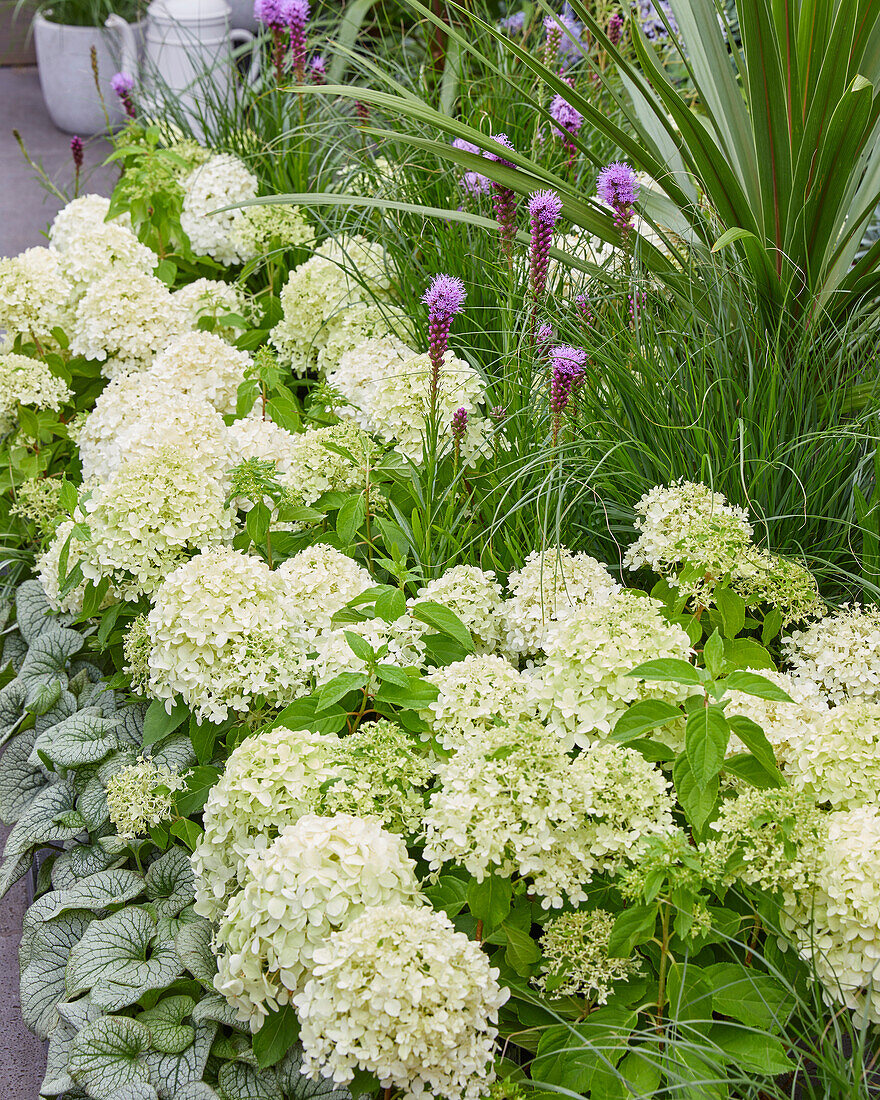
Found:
30,711 -> 122,769
16,579 -> 74,644
175,919 -> 218,990
138,995 -> 197,1054
278,1047 -> 353,1100
0,779 -> 80,897
145,1019 -> 216,1099
68,1016 -> 152,1100
0,727 -> 50,825
20,908 -> 94,1038
146,847 -> 196,919
40,868 -> 145,918
218,1062 -> 283,1100
17,626 -> 83,695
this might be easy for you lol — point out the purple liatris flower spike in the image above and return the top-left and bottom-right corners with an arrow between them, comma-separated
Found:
608,12 -> 625,44
254,0 -> 284,27
70,135 -> 84,172
528,189 -> 563,301
111,72 -> 136,118
484,133 -> 518,262
500,10 -> 526,33
309,54 -> 326,83
536,323 -> 555,352
549,93 -> 583,166
628,290 -> 647,325
451,406 -> 468,441
284,0 -> 309,81
543,15 -> 563,65
549,345 -> 587,442
597,161 -> 640,229
423,274 -> 466,404
576,294 -> 594,325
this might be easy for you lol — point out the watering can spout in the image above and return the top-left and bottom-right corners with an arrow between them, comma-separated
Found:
104,13 -> 139,83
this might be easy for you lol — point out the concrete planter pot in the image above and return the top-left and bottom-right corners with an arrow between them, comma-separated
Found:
33,12 -> 143,135
226,0 -> 257,32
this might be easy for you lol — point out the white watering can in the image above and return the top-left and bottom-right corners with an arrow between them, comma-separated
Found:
106,0 -> 260,135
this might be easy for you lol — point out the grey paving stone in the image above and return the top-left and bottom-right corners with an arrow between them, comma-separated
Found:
0,65 -> 117,257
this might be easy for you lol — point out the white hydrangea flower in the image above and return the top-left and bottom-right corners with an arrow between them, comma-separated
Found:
146,332 -> 253,415
786,699 -> 880,810
424,721 -> 675,908
329,338 -> 488,462
724,668 -> 829,768
214,814 -> 420,1029
783,605 -> 880,704
193,724 -> 340,921
36,518 -> 118,614
48,193 -> 132,251
415,565 -> 505,653
503,547 -> 619,657
276,544 -> 373,633
0,353 -> 72,434
70,269 -> 189,375
76,371 -> 231,484
783,806 -> 880,1024
296,902 -> 509,1100
106,756 -> 185,839
172,278 -> 248,338
0,247 -> 74,348
227,408 -> 302,473
423,654 -> 540,750
283,421 -> 383,507
230,202 -> 314,257
146,547 -> 311,723
78,445 -> 235,599
533,909 -> 643,1002
270,237 -> 392,376
316,299 -> 410,378
311,614 -> 426,688
55,221 -> 157,300
535,591 -> 695,748
180,153 -> 259,265
623,480 -> 754,603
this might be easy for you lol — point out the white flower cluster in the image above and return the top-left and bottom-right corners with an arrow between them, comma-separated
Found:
147,331 -> 253,415
785,806 -> 880,1024
503,547 -> 619,656
535,591 -> 694,747
278,544 -> 373,632
0,353 -> 72,434
36,518 -> 118,615
311,613 -> 426,688
284,421 -> 383,507
329,338 -> 488,462
145,547 -> 311,722
786,700 -> 880,810
318,299 -> 410,378
173,277 -> 248,338
783,604 -> 880,704
214,814 -> 420,1029
0,247 -> 73,348
724,668 -> 829,768
55,219 -> 157,300
75,371 -> 231,484
231,202 -> 314,257
48,193 -> 132,251
423,654 -> 539,750
424,721 -> 675,908
296,902 -> 508,1100
533,909 -> 643,1002
69,269 -> 189,375
180,153 -> 260,265
105,756 -> 185,839
270,237 -> 394,376
416,566 -> 505,653
77,445 -> 235,599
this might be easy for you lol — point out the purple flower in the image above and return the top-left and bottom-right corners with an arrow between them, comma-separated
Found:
608,12 -> 625,44
483,134 -> 518,261
549,94 -> 583,136
635,0 -> 678,40
424,274 -> 466,403
536,323 -> 555,351
451,406 -> 468,442
284,0 -> 309,80
499,10 -> 526,33
528,190 -> 563,301
111,71 -> 134,95
309,55 -> 326,84
453,138 -> 481,156
628,290 -> 647,325
549,345 -> 588,440
597,161 -> 640,229
461,170 -> 491,197
576,294 -> 594,325
254,0 -> 283,26
70,135 -> 84,172
544,10 -> 584,69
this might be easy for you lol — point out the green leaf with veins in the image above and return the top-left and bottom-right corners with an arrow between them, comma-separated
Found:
145,847 -> 197,918
68,1016 -> 152,1100
138,995 -> 196,1054
20,908 -> 95,1039
40,868 -> 145,918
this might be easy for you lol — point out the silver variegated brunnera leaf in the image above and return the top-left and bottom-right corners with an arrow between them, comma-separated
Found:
146,847 -> 197,919
174,919 -> 218,991
138,994 -> 197,1055
0,727 -> 50,825
17,626 -> 83,696
217,1063 -> 284,1100
29,711 -> 123,769
0,779 -> 80,897
39,868 -> 145,919
68,1015 -> 153,1100
19,908 -> 95,1039
278,1048 -> 352,1100
15,579 -> 74,645
145,1019 -> 217,1100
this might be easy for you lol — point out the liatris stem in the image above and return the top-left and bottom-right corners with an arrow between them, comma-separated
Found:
111,71 -> 136,118
484,133 -> 519,265
628,290 -> 647,327
422,274 -> 466,412
272,27 -> 287,82
70,135 -> 83,196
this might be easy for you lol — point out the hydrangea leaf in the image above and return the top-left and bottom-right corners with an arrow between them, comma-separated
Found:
0,779 -> 80,897
30,711 -> 122,769
67,1016 -> 152,1100
17,626 -> 84,694
15,579 -> 74,644
138,995 -> 196,1054
20,908 -> 94,1038
192,994 -> 249,1033
51,842 -> 122,891
277,1047 -> 352,1100
144,1019 -> 216,1099
41,868 -> 145,918
217,1063 -> 283,1100
66,906 -> 184,1010
175,919 -> 218,990
0,727 -> 50,825
145,847 -> 197,918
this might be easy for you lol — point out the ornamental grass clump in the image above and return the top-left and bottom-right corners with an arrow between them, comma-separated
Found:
295,902 -> 509,1100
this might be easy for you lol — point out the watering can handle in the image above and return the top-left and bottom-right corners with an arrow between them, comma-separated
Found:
230,29 -> 260,85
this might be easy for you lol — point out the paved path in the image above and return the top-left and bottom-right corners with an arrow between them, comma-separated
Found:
1,64 -> 117,1096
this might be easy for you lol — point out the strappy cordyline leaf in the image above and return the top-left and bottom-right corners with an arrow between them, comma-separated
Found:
175,919 -> 218,991
30,711 -> 123,770
40,868 -> 145,919
0,727 -> 50,825
138,995 -> 197,1054
145,1019 -> 216,1099
146,847 -> 197,919
66,906 -> 184,1011
277,1048 -> 352,1100
0,779 -> 80,897
68,1015 -> 152,1099
17,626 -> 83,695
15,579 -> 74,644
217,1063 -> 284,1100
20,908 -> 94,1039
